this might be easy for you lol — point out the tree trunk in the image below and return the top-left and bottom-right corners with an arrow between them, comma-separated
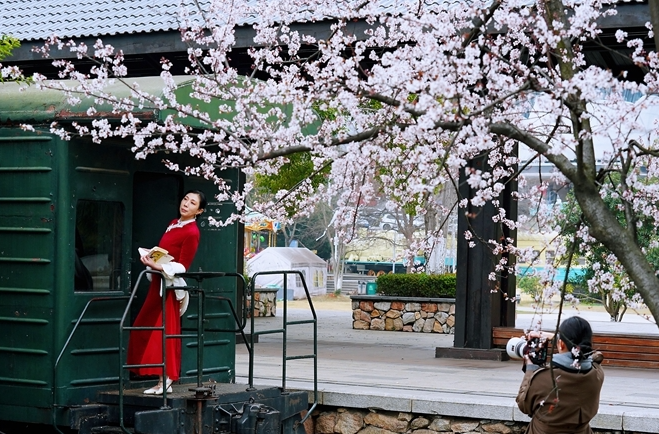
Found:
282,221 -> 297,247
573,180 -> 659,323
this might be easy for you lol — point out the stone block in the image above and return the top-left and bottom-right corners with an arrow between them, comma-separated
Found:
371,318 -> 385,330
371,309 -> 380,317
385,310 -> 401,319
374,301 -> 391,311
385,318 -> 395,331
412,318 -> 425,332
433,321 -> 443,333
353,320 -> 370,330
481,422 -> 512,434
353,310 -> 362,320
589,410 -> 623,430
410,417 -> 430,429
316,411 -> 337,433
335,410 -> 365,434
402,312 -> 416,324
414,397 -> 516,422
352,301 -> 360,310
364,412 -> 409,432
393,318 -> 404,330
360,311 -> 372,323
403,325 -> 413,332
449,304 -> 455,314
618,409 -> 659,433
422,318 -> 435,333
435,312 -> 448,324
512,406 -> 532,423
356,426 -> 396,434
446,315 -> 455,327
405,302 -> 421,312
321,392 -> 412,413
421,303 -> 438,313
300,409 -> 314,434
427,417 -> 451,431
391,301 -> 405,310
360,301 -> 374,312
451,420 -> 479,432
438,303 -> 451,313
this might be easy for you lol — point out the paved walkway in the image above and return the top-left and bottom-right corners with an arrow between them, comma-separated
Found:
235,305 -> 659,433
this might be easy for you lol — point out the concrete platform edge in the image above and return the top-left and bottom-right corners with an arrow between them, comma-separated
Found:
237,377 -> 659,431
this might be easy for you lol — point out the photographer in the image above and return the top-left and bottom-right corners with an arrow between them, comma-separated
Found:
516,317 -> 605,434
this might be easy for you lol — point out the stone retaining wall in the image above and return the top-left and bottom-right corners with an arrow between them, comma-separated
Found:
351,296 -> 456,333
302,406 -> 643,434
246,289 -> 277,317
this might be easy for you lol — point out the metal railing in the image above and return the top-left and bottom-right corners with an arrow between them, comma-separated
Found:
117,270 -> 250,433
247,270 -> 318,422
52,295 -> 130,434
176,271 -> 250,389
118,269 -> 172,433
52,268 -> 318,431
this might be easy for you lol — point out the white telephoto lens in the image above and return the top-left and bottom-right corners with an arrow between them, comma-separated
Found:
506,337 -> 527,359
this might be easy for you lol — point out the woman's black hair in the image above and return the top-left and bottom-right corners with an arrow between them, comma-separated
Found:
185,189 -> 207,211
559,316 -> 593,360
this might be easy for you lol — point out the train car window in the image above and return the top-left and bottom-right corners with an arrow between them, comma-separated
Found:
75,200 -> 124,292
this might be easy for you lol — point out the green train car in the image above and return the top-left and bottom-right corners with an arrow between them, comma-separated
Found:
0,79 -> 308,434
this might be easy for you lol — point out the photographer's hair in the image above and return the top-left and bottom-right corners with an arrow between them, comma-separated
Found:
559,316 -> 593,361
185,189 -> 207,212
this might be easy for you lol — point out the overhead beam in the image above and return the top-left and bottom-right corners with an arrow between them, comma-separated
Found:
6,2 -> 651,64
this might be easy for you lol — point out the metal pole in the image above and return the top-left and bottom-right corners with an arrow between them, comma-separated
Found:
197,286 -> 204,387
392,231 -> 396,273
282,273 -> 288,391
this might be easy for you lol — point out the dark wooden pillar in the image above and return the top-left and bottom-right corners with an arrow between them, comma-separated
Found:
436,153 -> 517,360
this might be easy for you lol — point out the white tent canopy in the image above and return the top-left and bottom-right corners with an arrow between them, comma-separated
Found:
247,247 -> 327,299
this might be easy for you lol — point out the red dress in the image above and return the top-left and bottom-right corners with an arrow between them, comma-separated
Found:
127,219 -> 200,381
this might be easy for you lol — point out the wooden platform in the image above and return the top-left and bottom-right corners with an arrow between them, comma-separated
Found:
493,327 -> 659,369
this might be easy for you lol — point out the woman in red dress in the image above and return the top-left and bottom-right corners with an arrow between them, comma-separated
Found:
127,190 -> 206,394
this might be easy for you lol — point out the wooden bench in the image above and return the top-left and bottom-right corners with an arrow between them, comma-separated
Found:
493,327 -> 659,369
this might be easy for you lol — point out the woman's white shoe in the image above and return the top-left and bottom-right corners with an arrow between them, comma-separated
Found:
143,377 -> 173,395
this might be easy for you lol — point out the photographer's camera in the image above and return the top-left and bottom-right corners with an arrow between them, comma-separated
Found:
506,336 -> 548,365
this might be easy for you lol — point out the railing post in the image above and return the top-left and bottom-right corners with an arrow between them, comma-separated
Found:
196,287 -> 205,387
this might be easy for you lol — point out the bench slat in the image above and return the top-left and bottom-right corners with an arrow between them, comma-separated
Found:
595,343 -> 659,355
601,359 -> 659,369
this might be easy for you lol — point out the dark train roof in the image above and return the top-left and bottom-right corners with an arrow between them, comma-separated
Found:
0,76 -> 203,124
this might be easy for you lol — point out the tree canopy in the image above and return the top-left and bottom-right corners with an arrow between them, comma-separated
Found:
23,0 -> 659,325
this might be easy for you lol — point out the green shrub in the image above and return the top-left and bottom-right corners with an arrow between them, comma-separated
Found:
517,275 -> 541,299
376,273 -> 456,298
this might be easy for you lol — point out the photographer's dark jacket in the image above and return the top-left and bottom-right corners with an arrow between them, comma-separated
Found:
516,354 -> 604,434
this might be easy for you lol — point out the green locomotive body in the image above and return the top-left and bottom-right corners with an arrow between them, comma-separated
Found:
0,79 -> 309,433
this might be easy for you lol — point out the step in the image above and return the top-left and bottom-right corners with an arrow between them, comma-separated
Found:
91,426 -> 134,434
